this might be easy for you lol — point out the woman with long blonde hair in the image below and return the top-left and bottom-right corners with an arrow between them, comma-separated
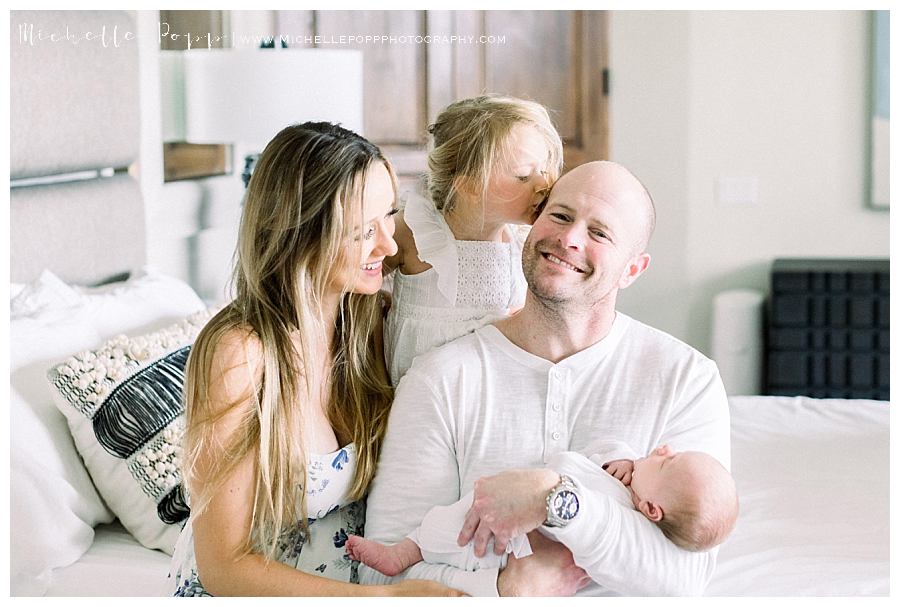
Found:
168,122 -> 463,596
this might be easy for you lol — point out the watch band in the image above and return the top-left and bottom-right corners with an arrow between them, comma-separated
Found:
543,474 -> 580,528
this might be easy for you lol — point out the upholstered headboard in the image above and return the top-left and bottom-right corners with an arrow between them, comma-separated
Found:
10,10 -> 146,285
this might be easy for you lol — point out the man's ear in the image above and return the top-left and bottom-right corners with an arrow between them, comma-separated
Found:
638,498 -> 664,523
618,252 -> 651,289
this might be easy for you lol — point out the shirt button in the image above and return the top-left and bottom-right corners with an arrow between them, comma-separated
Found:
552,431 -> 561,440
552,403 -> 561,412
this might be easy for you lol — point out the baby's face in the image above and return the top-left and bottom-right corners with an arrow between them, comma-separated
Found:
630,444 -> 680,505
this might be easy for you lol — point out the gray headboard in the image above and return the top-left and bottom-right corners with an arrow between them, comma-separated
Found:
10,10 -> 146,285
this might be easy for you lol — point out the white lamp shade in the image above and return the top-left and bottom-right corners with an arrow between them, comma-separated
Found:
160,51 -> 185,142
181,49 -> 364,148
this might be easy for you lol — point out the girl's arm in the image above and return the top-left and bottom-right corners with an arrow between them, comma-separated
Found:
382,211 -> 408,275
383,212 -> 432,276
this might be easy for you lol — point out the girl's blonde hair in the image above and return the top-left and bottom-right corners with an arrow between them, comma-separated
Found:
426,95 -> 564,214
183,122 -> 396,559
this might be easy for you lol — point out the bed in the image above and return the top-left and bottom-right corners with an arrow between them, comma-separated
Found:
706,395 -> 888,596
9,9 -> 890,598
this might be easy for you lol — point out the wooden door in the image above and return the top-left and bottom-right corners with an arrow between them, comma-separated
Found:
276,10 -> 609,193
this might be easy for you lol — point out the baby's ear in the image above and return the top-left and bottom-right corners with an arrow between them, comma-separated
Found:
638,499 -> 664,523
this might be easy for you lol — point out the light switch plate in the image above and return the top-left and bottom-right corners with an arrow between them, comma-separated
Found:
716,176 -> 759,206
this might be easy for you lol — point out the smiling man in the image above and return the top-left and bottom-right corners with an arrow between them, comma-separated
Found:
522,161 -> 653,313
362,161 -> 731,597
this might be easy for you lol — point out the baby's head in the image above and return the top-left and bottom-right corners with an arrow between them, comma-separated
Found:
630,445 -> 739,552
425,95 -> 564,223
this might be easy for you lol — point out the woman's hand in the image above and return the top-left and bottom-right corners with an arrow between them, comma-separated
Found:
497,531 -> 590,597
457,468 -> 560,557
386,579 -> 468,597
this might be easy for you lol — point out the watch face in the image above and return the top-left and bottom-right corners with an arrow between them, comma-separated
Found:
552,489 -> 579,520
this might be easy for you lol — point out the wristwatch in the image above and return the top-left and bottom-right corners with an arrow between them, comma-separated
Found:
543,474 -> 580,528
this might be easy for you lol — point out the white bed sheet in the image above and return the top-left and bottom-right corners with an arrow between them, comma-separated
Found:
41,395 -> 889,597
706,395 -> 889,596
44,522 -> 171,597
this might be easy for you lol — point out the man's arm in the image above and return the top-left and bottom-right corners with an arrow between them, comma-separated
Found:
548,359 -> 730,595
543,452 -> 716,596
360,369 -> 501,597
657,360 -> 732,470
458,359 -> 731,595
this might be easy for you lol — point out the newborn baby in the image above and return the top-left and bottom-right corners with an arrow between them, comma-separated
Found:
347,445 -> 739,576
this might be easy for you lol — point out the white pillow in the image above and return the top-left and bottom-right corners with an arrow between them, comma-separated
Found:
9,269 -> 206,596
11,282 -> 26,299
10,269 -> 81,319
47,310 -> 214,555
10,306 -> 113,597
75,268 -> 208,337
10,448 -> 99,596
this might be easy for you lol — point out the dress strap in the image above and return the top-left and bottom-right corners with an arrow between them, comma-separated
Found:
402,191 -> 458,305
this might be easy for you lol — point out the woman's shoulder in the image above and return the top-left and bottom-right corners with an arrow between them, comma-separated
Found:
195,318 -> 264,391
196,312 -> 261,364
213,325 -> 262,365
186,318 -> 262,424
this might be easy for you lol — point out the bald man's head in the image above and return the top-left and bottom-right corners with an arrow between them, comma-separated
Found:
551,161 -> 656,253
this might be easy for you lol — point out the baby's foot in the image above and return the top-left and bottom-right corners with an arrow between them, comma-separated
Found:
345,535 -> 417,577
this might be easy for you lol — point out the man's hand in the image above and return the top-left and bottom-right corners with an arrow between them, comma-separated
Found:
497,531 -> 591,596
457,468 -> 559,557
602,459 -> 634,485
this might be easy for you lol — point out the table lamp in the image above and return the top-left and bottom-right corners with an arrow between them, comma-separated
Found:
165,47 -> 364,187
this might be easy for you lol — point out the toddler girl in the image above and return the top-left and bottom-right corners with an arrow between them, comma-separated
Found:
384,95 -> 564,384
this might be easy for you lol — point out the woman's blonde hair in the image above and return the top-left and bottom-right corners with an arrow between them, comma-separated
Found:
183,122 -> 396,559
426,94 -> 564,214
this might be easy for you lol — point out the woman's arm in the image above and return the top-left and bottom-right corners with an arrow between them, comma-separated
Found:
188,330 -> 462,597
192,442 -> 370,596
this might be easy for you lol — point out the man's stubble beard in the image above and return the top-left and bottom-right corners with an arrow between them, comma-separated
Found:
521,243 -> 611,315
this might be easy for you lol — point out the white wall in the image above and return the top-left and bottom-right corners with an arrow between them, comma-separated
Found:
607,11 -> 694,348
610,10 -> 889,354
139,10 -> 890,341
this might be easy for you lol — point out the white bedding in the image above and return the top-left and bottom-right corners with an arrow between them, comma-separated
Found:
35,395 -> 890,596
706,395 -> 889,596
44,523 -> 171,597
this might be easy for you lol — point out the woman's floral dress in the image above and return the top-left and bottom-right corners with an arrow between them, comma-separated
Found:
168,444 -> 363,596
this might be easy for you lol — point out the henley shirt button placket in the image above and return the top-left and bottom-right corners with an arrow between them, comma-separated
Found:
546,368 -> 566,450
